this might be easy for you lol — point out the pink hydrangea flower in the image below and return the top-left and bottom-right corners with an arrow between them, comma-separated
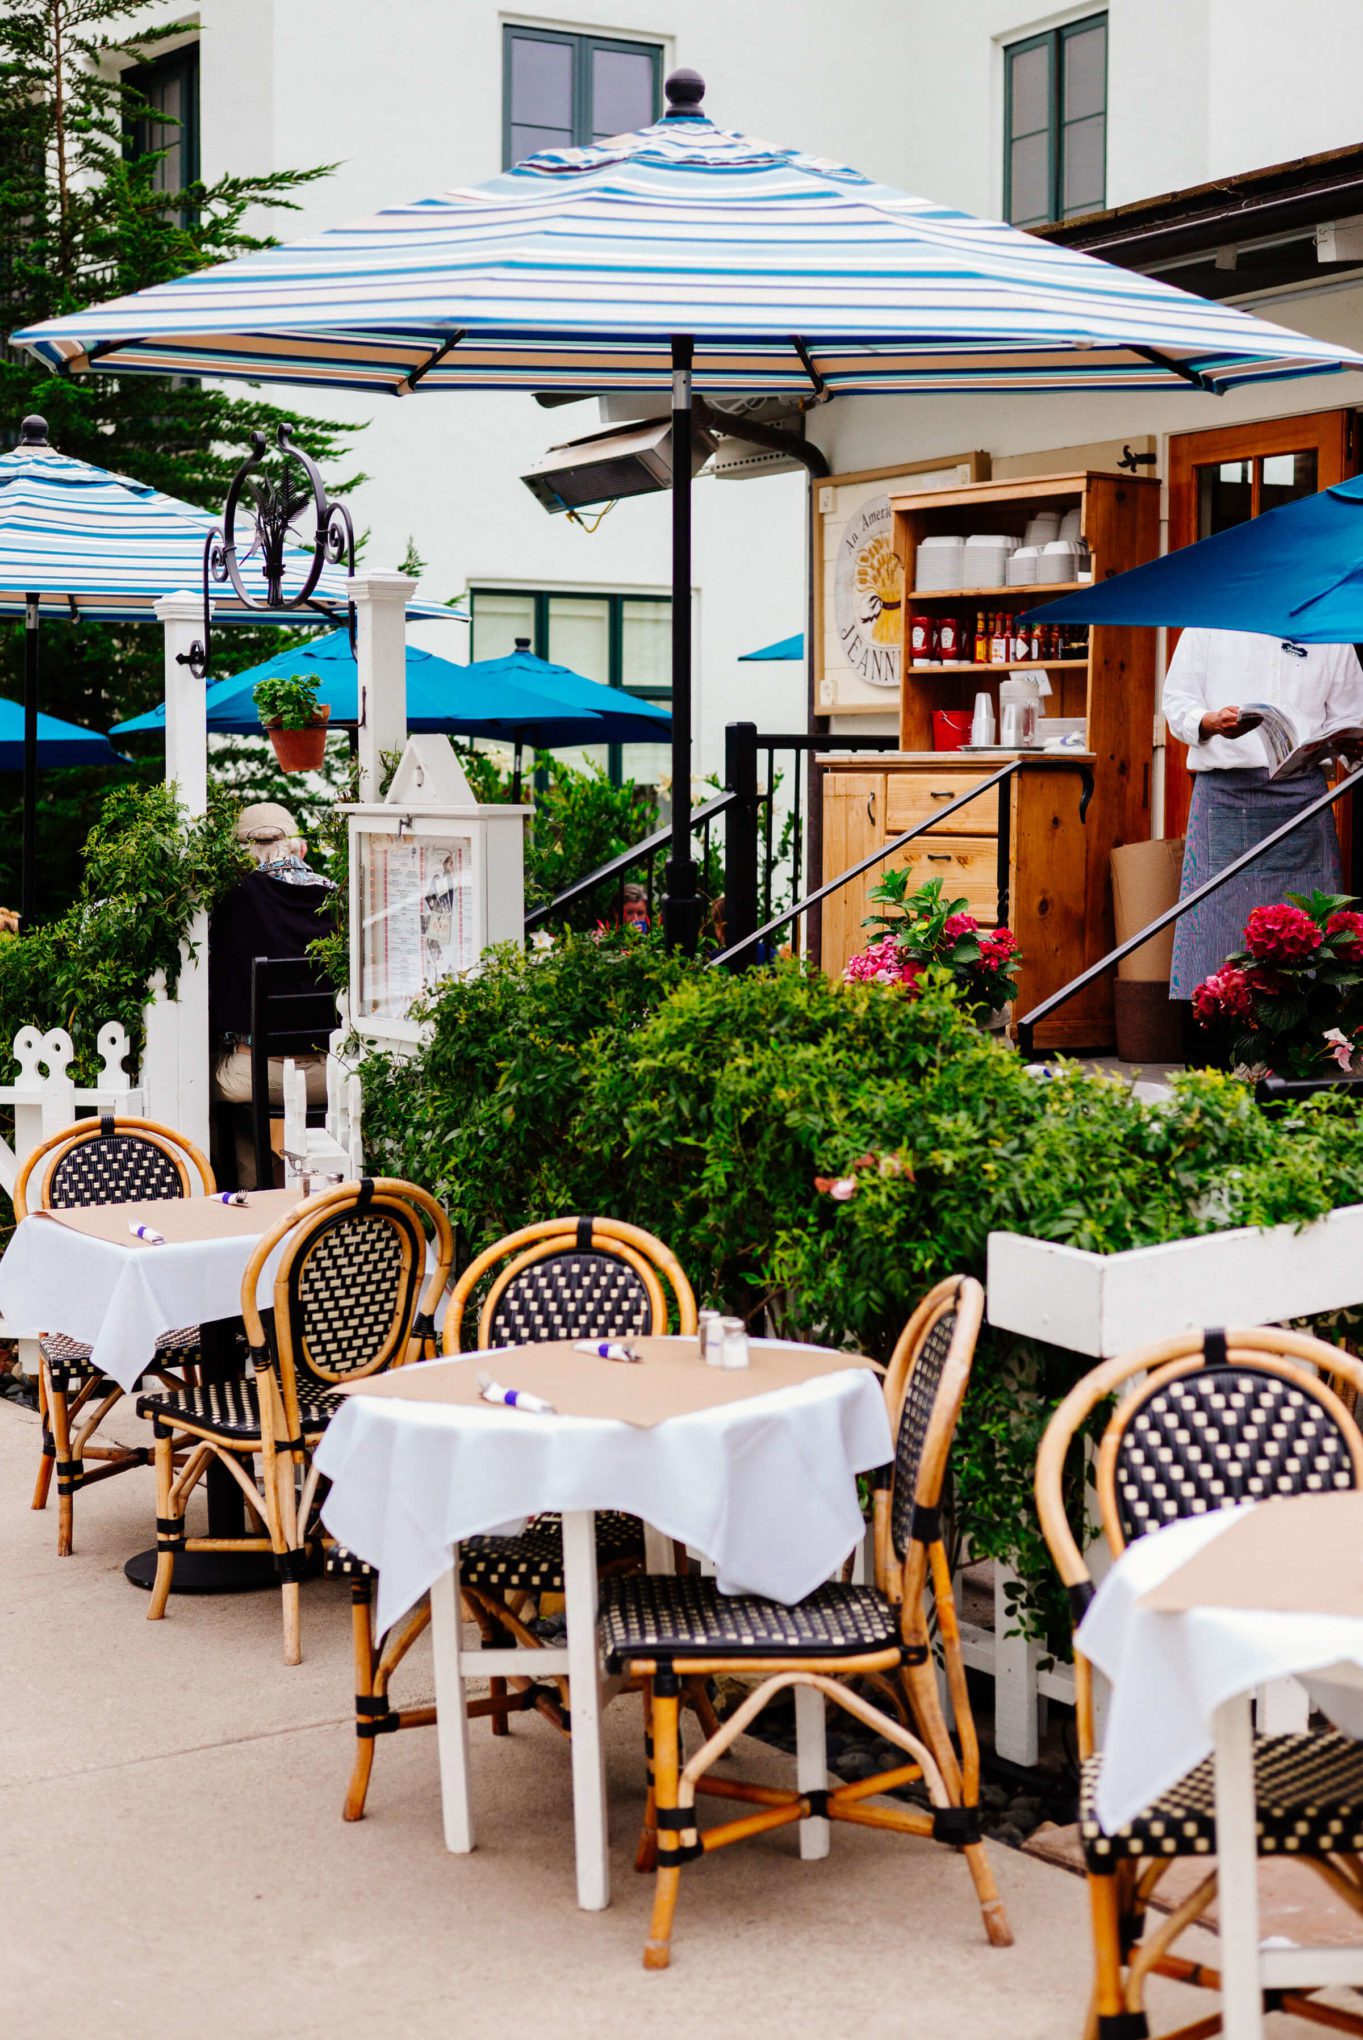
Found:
1243,902 -> 1323,963
1191,964 -> 1255,1025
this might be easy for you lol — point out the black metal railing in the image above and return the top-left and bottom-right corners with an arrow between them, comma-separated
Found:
712,757 -> 1095,971
1015,764 -> 1363,1056
524,724 -> 902,944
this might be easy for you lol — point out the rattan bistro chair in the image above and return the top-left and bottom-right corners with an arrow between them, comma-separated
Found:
601,1274 -> 1014,1971
1036,1326 -> 1363,2040
17,1114 -> 214,1556
137,1178 -> 454,1666
331,1215 -> 698,1823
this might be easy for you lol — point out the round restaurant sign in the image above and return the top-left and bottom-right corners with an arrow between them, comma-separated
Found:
833,495 -> 903,689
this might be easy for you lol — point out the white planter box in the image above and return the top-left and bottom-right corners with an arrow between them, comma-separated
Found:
987,1203 -> 1363,1359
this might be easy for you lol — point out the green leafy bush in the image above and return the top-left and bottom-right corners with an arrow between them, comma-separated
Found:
0,781 -> 247,1083
356,942 -> 1363,1646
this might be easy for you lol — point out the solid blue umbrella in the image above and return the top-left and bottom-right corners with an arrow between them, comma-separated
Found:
1031,474 -> 1363,641
458,641 -> 672,744
738,633 -> 804,661
112,629 -> 617,748
0,696 -> 125,769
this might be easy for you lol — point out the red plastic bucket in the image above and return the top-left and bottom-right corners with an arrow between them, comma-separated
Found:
932,709 -> 973,752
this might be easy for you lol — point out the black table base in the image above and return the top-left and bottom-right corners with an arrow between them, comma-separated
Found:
124,1545 -> 282,1594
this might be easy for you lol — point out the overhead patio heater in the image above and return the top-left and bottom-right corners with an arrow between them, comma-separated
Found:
520,417 -> 715,514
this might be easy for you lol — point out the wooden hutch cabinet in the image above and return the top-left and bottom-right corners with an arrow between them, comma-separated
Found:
819,471 -> 1159,1049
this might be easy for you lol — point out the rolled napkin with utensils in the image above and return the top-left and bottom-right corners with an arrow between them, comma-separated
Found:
477,1370 -> 557,1414
212,1192 -> 249,1206
572,1338 -> 640,1363
128,1221 -> 165,1245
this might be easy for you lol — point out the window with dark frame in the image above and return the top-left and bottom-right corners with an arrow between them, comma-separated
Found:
470,587 -> 671,785
1004,14 -> 1106,228
503,26 -> 662,167
123,41 -> 200,198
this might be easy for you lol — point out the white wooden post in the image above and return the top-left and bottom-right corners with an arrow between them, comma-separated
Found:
992,1563 -> 1042,1767
155,592 -> 211,1153
348,571 -> 415,801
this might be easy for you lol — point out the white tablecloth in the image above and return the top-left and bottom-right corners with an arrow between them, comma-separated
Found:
316,1347 -> 892,1636
1078,1507 -> 1363,1832
0,1213 -> 287,1392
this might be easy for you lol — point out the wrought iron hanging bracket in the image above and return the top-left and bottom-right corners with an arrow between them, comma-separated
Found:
180,424 -> 357,677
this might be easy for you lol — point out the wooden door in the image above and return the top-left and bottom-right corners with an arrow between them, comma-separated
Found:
1165,409 -> 1358,838
820,771 -> 886,975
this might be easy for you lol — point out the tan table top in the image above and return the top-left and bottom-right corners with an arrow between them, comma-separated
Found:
342,1335 -> 880,1430
1140,1491 -> 1363,1618
36,1187 -> 302,1247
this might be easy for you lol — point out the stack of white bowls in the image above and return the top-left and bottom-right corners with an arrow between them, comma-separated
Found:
1036,538 -> 1090,584
962,532 -> 1018,588
1006,545 -> 1042,586
915,534 -> 965,589
1023,510 -> 1062,549
1059,507 -> 1083,541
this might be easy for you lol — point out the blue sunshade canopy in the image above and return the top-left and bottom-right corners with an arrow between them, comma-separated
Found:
1032,474 -> 1363,641
459,645 -> 671,743
739,632 -> 804,661
111,629 -> 623,748
0,694 -> 125,768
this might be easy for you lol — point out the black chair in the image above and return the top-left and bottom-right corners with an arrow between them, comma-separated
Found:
249,955 -> 337,1188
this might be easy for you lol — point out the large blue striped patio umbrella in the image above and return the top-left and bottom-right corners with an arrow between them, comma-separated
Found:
0,415 -> 459,921
16,69 -> 1363,942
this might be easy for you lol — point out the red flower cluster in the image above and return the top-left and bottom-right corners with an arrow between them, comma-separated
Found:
942,911 -> 979,942
1327,909 -> 1363,959
1243,902 -> 1323,963
1192,964 -> 1255,1025
978,927 -> 1020,973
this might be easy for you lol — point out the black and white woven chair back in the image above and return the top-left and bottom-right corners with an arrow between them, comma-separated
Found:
1109,1353 -> 1360,1548
890,1306 -> 958,1559
283,1203 -> 425,1394
487,1250 -> 653,1348
47,1127 -> 185,1209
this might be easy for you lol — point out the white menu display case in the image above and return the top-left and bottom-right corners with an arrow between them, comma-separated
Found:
345,737 -> 529,1047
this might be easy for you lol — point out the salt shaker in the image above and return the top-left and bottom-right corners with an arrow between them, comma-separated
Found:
720,1316 -> 750,1370
698,1308 -> 723,1366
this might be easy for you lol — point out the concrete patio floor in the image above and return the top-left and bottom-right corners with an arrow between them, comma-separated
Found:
0,1398 -> 1336,2039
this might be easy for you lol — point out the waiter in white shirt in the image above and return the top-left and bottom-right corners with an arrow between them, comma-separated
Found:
1161,627 -> 1363,1000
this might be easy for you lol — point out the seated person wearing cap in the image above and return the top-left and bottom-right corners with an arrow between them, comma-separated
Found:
209,802 -> 337,1188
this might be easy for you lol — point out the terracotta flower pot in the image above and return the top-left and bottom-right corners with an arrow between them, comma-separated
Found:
264,703 -> 330,772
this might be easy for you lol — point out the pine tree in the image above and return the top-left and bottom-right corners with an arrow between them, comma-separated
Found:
0,0 -> 363,876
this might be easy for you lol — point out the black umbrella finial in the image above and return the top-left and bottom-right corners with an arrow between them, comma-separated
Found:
19,414 -> 48,446
514,637 -> 532,651
664,69 -> 705,117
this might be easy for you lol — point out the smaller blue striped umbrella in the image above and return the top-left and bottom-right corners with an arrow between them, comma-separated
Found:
738,633 -> 804,662
112,629 -> 617,748
0,696 -> 125,769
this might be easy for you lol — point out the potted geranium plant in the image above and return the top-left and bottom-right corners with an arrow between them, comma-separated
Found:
843,871 -> 1021,1024
252,673 -> 330,771
1192,890 -> 1363,1077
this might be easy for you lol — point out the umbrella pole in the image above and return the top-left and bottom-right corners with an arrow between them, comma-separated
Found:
21,593 -> 38,926
663,335 -> 699,952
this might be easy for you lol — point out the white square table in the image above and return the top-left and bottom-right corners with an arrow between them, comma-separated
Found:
315,1340 -> 891,1910
1080,1503 -> 1363,2037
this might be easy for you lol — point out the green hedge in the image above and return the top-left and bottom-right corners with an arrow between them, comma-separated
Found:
358,935 -> 1363,1645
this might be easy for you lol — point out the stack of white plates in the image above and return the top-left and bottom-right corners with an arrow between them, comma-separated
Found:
1036,538 -> 1090,584
1023,511 -> 1062,548
962,532 -> 1018,588
1006,545 -> 1042,585
915,535 -> 965,589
